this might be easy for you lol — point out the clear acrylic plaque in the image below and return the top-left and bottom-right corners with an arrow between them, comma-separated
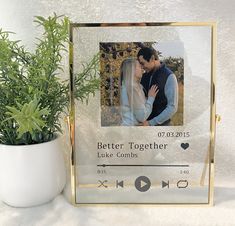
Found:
69,23 -> 216,205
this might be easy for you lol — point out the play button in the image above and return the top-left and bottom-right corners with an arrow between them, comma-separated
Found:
135,176 -> 151,192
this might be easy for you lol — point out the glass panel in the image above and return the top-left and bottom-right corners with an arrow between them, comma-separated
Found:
72,25 -> 212,204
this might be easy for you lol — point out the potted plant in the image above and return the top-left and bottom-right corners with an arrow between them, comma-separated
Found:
0,14 -> 99,207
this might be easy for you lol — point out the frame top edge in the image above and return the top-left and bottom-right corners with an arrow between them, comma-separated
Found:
70,22 -> 216,28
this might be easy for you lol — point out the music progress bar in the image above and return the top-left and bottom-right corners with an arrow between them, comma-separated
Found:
97,164 -> 190,167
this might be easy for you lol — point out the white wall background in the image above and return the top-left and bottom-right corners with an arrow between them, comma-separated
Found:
1,1 -> 235,226
0,0 -> 234,189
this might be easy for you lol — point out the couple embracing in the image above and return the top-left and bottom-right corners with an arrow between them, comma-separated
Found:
120,47 -> 178,126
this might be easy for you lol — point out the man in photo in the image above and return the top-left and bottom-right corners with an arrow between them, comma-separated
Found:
137,47 -> 178,126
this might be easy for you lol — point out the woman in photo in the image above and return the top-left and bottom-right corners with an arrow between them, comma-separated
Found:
120,58 -> 158,126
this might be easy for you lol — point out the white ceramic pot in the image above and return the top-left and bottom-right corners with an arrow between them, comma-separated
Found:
0,136 -> 66,207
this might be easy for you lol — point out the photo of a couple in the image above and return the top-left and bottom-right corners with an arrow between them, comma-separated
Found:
100,42 -> 183,126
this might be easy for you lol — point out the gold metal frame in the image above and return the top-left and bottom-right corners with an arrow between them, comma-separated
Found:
69,22 -> 217,206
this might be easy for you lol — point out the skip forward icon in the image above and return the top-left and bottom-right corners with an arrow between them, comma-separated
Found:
162,180 -> 169,188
